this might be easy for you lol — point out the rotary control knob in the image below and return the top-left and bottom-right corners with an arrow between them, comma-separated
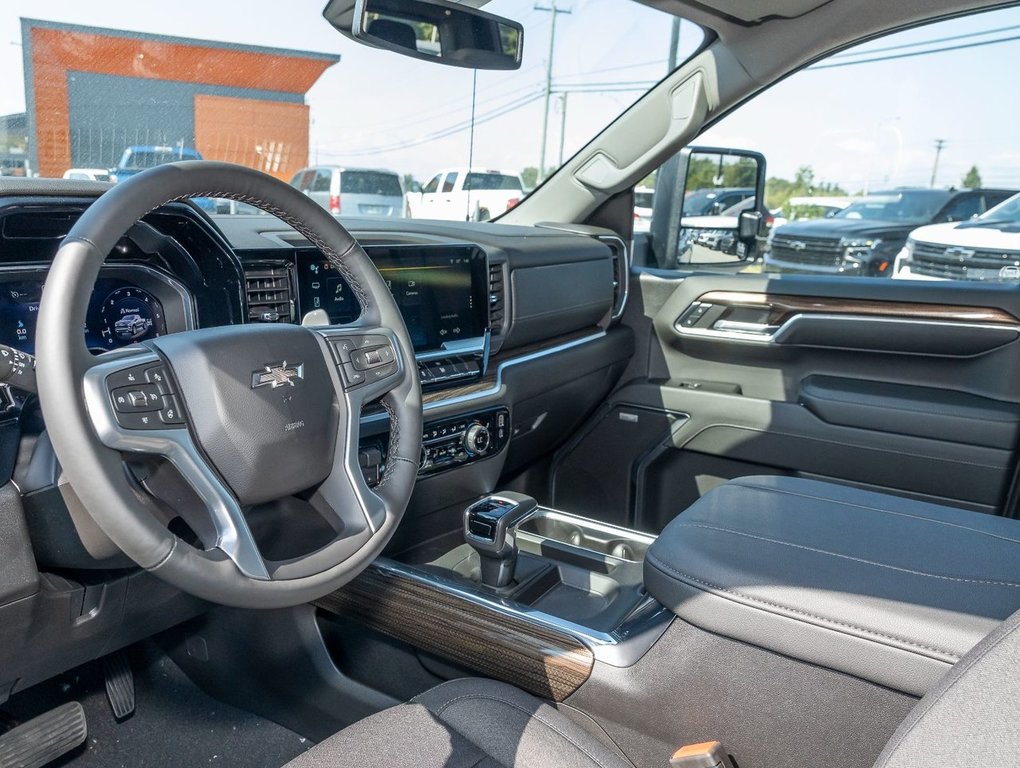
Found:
463,423 -> 491,456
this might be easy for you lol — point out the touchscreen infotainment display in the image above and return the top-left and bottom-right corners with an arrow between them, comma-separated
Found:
296,245 -> 488,351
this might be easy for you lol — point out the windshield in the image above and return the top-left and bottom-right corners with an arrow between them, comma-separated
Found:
982,193 -> 1020,223
118,148 -> 199,170
834,191 -> 951,223
340,171 -> 403,196
1,2 -> 701,215
463,172 -> 522,192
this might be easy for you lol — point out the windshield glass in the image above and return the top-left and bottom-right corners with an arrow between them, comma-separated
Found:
463,172 -> 522,192
0,2 -> 701,217
833,191 -> 950,223
340,171 -> 403,196
982,193 -> 1020,222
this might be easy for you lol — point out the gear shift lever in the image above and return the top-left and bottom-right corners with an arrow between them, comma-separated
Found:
463,492 -> 538,588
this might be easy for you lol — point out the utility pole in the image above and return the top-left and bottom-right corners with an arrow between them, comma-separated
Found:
536,1 -> 571,182
667,16 -> 682,71
557,92 -> 568,166
930,138 -> 946,188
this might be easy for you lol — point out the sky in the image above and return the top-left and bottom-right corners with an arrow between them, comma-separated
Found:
1,1 -> 1018,191
0,0 -> 691,181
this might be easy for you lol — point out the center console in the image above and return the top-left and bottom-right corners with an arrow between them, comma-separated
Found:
315,494 -> 670,702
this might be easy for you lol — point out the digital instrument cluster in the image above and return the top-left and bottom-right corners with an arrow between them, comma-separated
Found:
0,270 -> 187,355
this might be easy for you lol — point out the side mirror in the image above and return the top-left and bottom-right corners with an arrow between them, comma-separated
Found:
654,146 -> 767,267
323,0 -> 523,71
738,210 -> 762,240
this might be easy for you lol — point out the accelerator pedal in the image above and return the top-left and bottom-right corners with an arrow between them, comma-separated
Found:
0,701 -> 87,768
103,651 -> 135,720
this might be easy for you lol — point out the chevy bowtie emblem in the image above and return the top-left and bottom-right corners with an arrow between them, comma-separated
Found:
251,361 -> 304,389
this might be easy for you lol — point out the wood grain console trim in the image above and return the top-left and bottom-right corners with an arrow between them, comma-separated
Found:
698,291 -> 1020,326
314,566 -> 594,701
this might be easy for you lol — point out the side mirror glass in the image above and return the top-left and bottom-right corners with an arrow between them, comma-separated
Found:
323,0 -> 524,71
667,147 -> 767,266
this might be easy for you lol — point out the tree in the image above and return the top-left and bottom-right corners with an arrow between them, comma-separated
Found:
403,174 -> 419,193
520,166 -> 540,189
962,165 -> 982,188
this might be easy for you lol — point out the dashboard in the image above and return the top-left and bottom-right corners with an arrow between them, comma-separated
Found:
0,180 -> 628,700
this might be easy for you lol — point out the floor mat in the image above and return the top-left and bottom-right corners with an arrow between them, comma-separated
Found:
1,644 -> 312,768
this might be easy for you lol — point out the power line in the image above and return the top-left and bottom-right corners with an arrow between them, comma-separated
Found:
320,92 -> 545,157
830,23 -> 1020,58
810,32 -> 1020,69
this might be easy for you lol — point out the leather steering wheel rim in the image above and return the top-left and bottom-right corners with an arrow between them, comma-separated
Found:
36,161 -> 422,608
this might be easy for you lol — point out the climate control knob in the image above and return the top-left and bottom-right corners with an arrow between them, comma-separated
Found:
463,423 -> 491,456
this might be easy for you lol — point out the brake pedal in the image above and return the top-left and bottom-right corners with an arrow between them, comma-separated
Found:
0,701 -> 87,768
103,651 -> 135,720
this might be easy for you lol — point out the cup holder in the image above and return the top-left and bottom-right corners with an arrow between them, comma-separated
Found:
517,510 -> 652,563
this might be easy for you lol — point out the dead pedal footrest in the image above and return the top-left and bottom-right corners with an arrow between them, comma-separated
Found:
0,701 -> 87,768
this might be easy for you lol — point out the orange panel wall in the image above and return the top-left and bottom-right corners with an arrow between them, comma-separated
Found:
27,24 -> 335,178
195,96 -> 310,182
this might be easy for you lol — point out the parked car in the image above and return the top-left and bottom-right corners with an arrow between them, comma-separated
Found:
62,168 -> 111,182
893,192 -> 1020,281
416,168 -> 524,221
109,145 -> 202,183
683,186 -> 754,216
290,166 -> 405,218
633,186 -> 655,232
678,196 -> 764,260
764,187 -> 1016,276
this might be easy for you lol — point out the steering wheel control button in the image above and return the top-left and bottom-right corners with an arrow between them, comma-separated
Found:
144,365 -> 174,395
111,384 -> 161,413
106,365 -> 148,390
340,362 -> 368,389
367,361 -> 397,381
158,395 -> 185,425
117,411 -> 161,430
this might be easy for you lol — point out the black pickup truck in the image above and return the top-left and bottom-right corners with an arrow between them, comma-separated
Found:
763,187 -> 1016,276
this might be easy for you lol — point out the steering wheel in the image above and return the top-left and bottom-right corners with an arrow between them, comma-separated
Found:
36,162 -> 422,608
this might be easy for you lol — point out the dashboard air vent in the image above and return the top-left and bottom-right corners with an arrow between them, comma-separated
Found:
599,236 -> 629,321
488,263 -> 505,333
244,264 -> 294,323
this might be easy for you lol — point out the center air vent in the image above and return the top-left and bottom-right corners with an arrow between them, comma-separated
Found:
488,262 -> 505,333
244,263 -> 294,323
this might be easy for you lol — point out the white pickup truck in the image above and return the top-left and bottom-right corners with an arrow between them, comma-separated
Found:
408,168 -> 524,221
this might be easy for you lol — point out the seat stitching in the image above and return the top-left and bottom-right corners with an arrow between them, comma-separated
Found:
670,521 -> 1020,588
728,480 -> 1020,545
433,693 -> 613,768
645,552 -> 960,659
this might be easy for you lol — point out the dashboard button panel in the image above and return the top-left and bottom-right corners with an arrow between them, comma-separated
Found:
417,407 -> 509,477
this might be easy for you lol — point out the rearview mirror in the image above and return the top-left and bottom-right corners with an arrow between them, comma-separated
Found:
323,0 -> 524,70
